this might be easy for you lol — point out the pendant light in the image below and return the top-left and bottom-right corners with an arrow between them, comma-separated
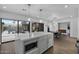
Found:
39,9 -> 43,18
39,9 -> 43,23
27,4 -> 31,21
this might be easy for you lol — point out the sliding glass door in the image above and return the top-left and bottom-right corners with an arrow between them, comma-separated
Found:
32,22 -> 44,32
0,19 -> 1,44
1,19 -> 30,42
19,21 -> 30,33
2,19 -> 18,42
0,18 -> 30,53
0,18 -> 2,53
18,21 -> 30,39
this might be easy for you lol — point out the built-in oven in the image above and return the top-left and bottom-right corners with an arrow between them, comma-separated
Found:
23,39 -> 38,54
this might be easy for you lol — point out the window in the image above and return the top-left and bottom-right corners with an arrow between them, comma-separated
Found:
2,19 -> 17,42
1,19 -> 30,42
0,19 -> 2,44
19,21 -> 30,33
32,22 -> 44,32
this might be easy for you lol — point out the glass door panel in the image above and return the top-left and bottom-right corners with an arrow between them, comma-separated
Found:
18,21 -> 30,39
2,19 -> 18,42
0,18 -> 2,53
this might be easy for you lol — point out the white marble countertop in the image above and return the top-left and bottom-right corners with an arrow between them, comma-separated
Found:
2,32 -> 53,42
16,32 -> 53,41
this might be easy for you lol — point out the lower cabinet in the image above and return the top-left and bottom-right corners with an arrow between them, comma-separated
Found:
48,34 -> 53,48
15,33 -> 54,54
38,35 -> 48,53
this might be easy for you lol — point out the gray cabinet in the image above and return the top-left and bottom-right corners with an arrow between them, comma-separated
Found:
15,33 -> 54,54
48,34 -> 53,48
38,35 -> 48,53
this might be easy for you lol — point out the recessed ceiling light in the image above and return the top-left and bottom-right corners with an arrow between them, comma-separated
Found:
28,18 -> 31,21
3,6 -> 7,9
26,22 -> 29,24
70,16 -> 72,17
65,5 -> 68,8
40,20 -> 43,23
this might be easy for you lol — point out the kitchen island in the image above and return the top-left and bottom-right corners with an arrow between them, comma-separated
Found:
15,32 -> 54,54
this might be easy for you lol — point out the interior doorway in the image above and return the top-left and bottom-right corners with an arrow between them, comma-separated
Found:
58,22 -> 70,36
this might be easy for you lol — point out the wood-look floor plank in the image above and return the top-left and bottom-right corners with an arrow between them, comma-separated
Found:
0,35 -> 77,54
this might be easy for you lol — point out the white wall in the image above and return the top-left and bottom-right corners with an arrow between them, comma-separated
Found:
53,18 -> 78,38
70,8 -> 78,38
77,8 -> 79,39
70,18 -> 78,38
77,17 -> 79,39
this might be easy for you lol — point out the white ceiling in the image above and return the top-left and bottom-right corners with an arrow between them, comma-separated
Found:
0,4 -> 79,21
